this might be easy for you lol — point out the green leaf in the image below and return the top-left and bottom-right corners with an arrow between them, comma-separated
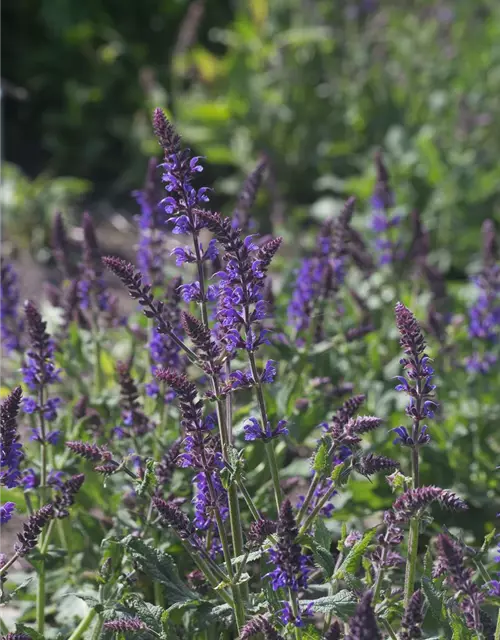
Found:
125,595 -> 164,633
480,527 -> 497,553
13,625 -> 45,640
122,536 -> 198,604
421,577 -> 446,624
64,593 -> 103,613
312,441 -> 330,475
302,590 -> 357,620
448,611 -> 474,640
229,548 -> 265,566
334,528 -> 377,578
314,517 -> 334,551
191,603 -> 234,632
136,459 -> 157,497
312,543 -> 336,579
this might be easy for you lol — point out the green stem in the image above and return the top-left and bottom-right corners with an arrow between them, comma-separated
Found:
289,588 -> 303,640
0,552 -> 20,577
404,518 -> 420,610
297,474 -> 320,524
93,328 -> 103,396
381,618 -> 398,640
472,558 -> 491,584
235,478 -> 261,522
37,385 -> 48,636
371,549 -> 387,606
90,614 -> 104,640
298,475 -> 344,537
68,608 -> 98,640
183,542 -> 234,608
494,607 -> 500,640
404,442 -> 420,609
36,562 -> 46,635
39,519 -> 56,555
247,350 -> 282,511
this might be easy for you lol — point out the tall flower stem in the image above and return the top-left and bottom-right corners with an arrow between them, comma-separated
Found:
247,351 -> 282,511
404,408 -> 421,609
37,386 -> 48,635
190,229 -> 246,598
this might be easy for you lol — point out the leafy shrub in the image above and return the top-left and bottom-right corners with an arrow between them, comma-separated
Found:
0,112 -> 499,639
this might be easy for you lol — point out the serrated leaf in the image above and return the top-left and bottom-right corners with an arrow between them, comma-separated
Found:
122,536 -> 198,604
13,624 -> 44,640
192,603 -> 234,631
314,518 -> 334,551
64,593 -> 103,612
312,544 -> 336,578
125,595 -> 164,632
334,528 -> 377,578
423,546 -> 433,579
302,590 -> 357,620
422,577 -> 446,624
448,612 -> 474,640
229,548 -> 264,566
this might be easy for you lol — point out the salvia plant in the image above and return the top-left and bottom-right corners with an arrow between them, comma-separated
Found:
0,110 -> 499,640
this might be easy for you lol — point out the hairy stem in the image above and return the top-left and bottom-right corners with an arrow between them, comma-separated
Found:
494,607 -> 500,640
68,607 -> 98,640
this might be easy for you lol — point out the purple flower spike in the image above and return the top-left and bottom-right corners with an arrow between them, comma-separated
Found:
243,417 -> 288,442
0,501 -> 16,524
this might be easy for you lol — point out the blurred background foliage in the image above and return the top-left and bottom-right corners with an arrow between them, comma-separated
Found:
3,0 -> 500,266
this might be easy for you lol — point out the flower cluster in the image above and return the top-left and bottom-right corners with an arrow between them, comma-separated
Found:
393,302 -> 435,447
153,108 -> 211,236
231,157 -> 267,232
345,591 -> 381,640
114,361 -> 153,438
370,151 -> 402,265
78,212 -> 116,316
22,301 -> 62,443
267,500 -> 312,626
288,197 -> 355,338
0,388 -> 24,500
385,486 -> 467,525
0,260 -> 24,355
15,504 -> 55,557
134,157 -> 166,287
243,417 -> 288,442
198,210 -> 282,354
466,219 -> 500,373
155,369 -> 227,544
436,534 -> 484,632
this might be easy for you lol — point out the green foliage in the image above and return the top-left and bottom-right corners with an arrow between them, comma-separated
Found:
1,163 -> 90,253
